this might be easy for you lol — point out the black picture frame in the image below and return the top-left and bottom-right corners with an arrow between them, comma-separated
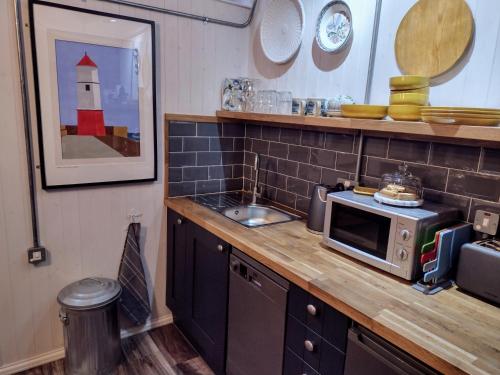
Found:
29,0 -> 158,189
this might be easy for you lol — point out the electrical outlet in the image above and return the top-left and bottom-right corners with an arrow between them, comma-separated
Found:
474,210 -> 499,235
337,178 -> 356,189
28,246 -> 47,265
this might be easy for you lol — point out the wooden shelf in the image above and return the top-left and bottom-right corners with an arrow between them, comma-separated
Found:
216,110 -> 500,143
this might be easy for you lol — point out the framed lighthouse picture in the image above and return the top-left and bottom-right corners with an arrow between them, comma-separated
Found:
29,0 -> 157,189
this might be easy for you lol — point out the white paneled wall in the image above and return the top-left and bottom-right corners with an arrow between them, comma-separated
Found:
2,0 -> 500,371
248,0 -> 378,103
0,0 -> 250,370
369,0 -> 500,107
248,0 -> 500,108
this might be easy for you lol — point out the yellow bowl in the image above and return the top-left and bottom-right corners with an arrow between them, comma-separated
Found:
341,104 -> 388,119
390,86 -> 429,95
388,105 -> 423,121
390,92 -> 429,106
390,75 -> 430,90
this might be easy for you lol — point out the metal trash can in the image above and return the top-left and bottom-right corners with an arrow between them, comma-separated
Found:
58,277 -> 122,375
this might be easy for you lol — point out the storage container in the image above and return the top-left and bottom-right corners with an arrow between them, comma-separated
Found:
57,277 -> 122,375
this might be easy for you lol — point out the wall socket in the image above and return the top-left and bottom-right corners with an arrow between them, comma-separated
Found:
474,210 -> 499,235
337,178 -> 356,189
28,246 -> 47,265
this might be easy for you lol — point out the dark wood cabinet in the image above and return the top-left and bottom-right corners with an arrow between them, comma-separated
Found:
166,209 -> 189,331
284,284 -> 350,375
166,209 -> 230,375
184,223 -> 230,374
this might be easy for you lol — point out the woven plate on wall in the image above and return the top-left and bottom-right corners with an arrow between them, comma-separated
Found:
260,0 -> 305,64
395,0 -> 474,79
315,0 -> 353,53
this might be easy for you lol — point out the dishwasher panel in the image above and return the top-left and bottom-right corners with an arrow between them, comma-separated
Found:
226,250 -> 289,375
344,326 -> 440,375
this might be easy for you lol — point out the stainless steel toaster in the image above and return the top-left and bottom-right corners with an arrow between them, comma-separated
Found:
456,242 -> 500,305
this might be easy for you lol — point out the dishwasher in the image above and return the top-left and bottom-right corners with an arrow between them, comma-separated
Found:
227,249 -> 289,375
344,326 -> 440,375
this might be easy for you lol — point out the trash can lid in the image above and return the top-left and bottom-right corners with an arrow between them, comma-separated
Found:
57,277 -> 121,310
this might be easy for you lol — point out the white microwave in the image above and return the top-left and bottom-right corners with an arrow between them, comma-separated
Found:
323,191 -> 458,280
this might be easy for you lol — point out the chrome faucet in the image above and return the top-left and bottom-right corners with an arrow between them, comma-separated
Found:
251,153 -> 261,205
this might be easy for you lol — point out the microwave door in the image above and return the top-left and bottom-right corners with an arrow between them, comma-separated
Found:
325,202 -> 399,272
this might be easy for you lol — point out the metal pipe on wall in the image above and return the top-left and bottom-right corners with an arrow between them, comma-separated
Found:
364,0 -> 383,104
354,130 -> 364,186
14,0 -> 40,248
98,0 -> 258,28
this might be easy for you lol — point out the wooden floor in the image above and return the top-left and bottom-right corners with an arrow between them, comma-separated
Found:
16,324 -> 214,375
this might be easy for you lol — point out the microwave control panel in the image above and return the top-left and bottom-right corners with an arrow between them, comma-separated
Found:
390,218 -> 418,279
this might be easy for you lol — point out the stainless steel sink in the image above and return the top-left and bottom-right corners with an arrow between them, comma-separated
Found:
221,204 -> 299,227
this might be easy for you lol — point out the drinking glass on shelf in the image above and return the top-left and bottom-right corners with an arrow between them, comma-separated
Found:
260,90 -> 277,114
242,78 -> 259,112
254,91 -> 265,113
228,88 -> 243,112
246,94 -> 257,112
277,91 -> 293,114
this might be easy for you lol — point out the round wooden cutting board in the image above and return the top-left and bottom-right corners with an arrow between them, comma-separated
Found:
395,0 -> 474,79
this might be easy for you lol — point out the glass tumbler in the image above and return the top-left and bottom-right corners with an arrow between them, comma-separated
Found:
261,90 -> 277,114
255,91 -> 265,113
277,91 -> 293,114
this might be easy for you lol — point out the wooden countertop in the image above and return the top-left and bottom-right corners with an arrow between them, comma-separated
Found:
165,198 -> 500,375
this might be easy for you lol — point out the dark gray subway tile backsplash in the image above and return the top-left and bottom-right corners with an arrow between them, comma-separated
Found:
241,123 -> 500,220
479,147 -> 500,175
361,136 -> 388,157
388,138 -> 430,164
446,170 -> 500,202
183,137 -> 209,152
325,132 -> 354,153
168,120 -> 499,222
302,130 -> 325,148
262,126 -> 280,142
310,148 -> 336,169
170,152 -> 196,167
430,142 -> 481,171
222,123 -> 245,137
197,122 -> 222,136
168,121 -> 244,196
169,121 -> 196,136
280,128 -> 301,145
336,152 -> 358,173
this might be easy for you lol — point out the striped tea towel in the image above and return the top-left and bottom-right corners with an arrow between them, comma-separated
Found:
118,222 -> 151,325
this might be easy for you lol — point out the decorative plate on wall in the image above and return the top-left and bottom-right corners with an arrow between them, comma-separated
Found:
260,0 -> 305,64
315,0 -> 353,53
395,0 -> 474,79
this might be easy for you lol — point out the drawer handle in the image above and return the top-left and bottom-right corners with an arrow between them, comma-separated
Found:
304,340 -> 315,352
217,244 -> 225,252
306,304 -> 317,316
176,218 -> 182,225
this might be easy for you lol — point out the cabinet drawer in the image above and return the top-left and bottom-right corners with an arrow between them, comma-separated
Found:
319,340 -> 345,375
283,347 -> 319,375
288,284 -> 350,352
322,305 -> 350,352
286,315 -> 322,370
286,315 -> 345,375
288,284 -> 324,333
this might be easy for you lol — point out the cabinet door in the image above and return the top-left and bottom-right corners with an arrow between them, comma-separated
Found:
166,209 -> 189,329
185,222 -> 230,375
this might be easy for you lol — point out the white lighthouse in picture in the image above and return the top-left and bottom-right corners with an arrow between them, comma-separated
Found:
76,52 -> 106,136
